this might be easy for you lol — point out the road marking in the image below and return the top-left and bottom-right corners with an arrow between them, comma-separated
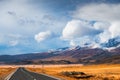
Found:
5,67 -> 62,80
21,68 -> 37,80
4,68 -> 18,80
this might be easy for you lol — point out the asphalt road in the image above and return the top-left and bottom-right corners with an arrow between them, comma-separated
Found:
5,67 -> 60,80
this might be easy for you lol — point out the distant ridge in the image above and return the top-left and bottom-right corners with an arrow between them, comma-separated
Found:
0,46 -> 120,64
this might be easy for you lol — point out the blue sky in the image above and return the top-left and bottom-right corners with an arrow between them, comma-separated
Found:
0,0 -> 120,55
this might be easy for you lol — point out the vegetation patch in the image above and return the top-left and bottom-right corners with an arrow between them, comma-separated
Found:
61,71 -> 93,79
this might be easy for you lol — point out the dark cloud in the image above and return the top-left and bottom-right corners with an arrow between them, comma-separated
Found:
27,0 -> 120,16
7,11 -> 16,16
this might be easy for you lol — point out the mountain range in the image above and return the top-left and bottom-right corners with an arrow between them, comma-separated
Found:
101,36 -> 120,48
0,46 -> 120,65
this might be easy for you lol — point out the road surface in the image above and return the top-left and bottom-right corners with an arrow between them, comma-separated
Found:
5,67 -> 60,80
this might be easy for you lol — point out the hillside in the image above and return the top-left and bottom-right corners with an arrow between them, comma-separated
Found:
0,47 -> 120,64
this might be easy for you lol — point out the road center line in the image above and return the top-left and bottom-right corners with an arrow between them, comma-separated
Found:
21,68 -> 37,80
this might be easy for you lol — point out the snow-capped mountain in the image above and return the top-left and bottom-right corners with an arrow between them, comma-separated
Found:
0,38 -> 120,65
101,36 -> 120,48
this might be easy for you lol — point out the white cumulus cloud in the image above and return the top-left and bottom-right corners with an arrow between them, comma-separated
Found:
62,20 -> 101,40
73,4 -> 120,22
62,3 -> 120,47
109,21 -> 120,38
94,21 -> 110,31
73,3 -> 120,40
35,31 -> 53,42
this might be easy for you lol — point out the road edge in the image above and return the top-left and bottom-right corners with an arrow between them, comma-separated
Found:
4,68 -> 18,80
26,68 -> 63,80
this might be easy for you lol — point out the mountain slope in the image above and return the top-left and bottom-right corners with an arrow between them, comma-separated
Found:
0,47 -> 120,64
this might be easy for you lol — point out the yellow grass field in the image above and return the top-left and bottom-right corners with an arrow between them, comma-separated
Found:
0,64 -> 120,80
0,66 -> 16,80
27,64 -> 120,80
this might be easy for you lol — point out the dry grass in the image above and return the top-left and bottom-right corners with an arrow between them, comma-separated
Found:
0,64 -> 120,80
0,66 -> 16,80
27,64 -> 120,80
